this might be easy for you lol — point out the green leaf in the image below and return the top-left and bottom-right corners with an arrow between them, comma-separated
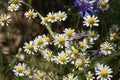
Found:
28,0 -> 32,6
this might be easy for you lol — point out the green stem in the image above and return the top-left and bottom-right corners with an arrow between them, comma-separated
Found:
76,16 -> 80,30
22,1 -> 54,38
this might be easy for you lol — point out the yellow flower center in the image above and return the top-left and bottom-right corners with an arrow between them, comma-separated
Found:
58,37 -> 65,43
85,40 -> 90,45
1,17 -> 7,23
44,17 -> 49,23
47,53 -> 53,58
27,44 -> 34,50
67,78 -> 73,80
28,12 -> 33,17
45,37 -> 50,42
37,39 -> 43,45
65,52 -> 70,57
73,49 -> 79,55
11,5 -> 15,10
101,70 -> 108,77
38,72 -> 44,78
59,56 -> 66,62
103,45 -> 109,51
100,1 -> 107,7
17,55 -> 23,60
66,29 -> 74,36
51,74 -> 55,79
110,36 -> 114,42
12,0 -> 19,4
112,33 -> 117,37
88,18 -> 95,25
28,70 -> 33,75
80,43 -> 84,48
87,73 -> 93,78
89,31 -> 95,37
72,55 -> 77,61
49,15 -> 55,20
17,67 -> 24,73
77,61 -> 84,67
58,14 -> 64,18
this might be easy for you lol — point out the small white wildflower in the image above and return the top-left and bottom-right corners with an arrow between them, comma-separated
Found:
47,12 -> 57,23
99,0 -> 110,11
83,15 -> 99,27
95,63 -> 113,80
86,71 -> 95,80
8,4 -> 19,12
13,63 -> 26,76
100,41 -> 114,55
25,9 -> 37,19
56,11 -> 67,21
63,73 -> 78,80
9,0 -> 22,6
54,51 -> 70,64
0,14 -> 11,26
23,41 -> 38,55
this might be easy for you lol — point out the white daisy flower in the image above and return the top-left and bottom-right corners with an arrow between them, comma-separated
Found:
54,51 -> 70,64
42,49 -> 54,61
64,48 -> 72,58
13,63 -> 26,76
63,73 -> 78,80
87,30 -> 99,42
83,15 -> 99,27
79,38 -> 92,51
48,72 -> 58,80
8,4 -> 19,12
42,34 -> 51,45
34,35 -> 45,49
35,70 -> 46,80
54,33 -> 70,48
47,12 -> 57,23
0,14 -> 11,26
100,41 -> 114,55
23,41 -> 38,55
71,46 -> 80,55
95,63 -> 113,80
99,0 -> 110,11
9,0 -> 22,6
25,67 -> 36,78
71,54 -> 79,64
86,71 -> 95,80
25,9 -> 37,19
16,54 -> 25,61
56,11 -> 67,21
63,28 -> 75,40
41,17 -> 50,26
75,58 -> 90,70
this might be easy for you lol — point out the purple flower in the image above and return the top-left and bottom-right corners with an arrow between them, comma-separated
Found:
74,0 -> 98,16
72,30 -> 87,39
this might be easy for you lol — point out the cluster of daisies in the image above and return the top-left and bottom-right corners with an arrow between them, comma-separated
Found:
41,11 -> 67,25
0,0 -> 23,26
4,0 -> 118,80
0,0 -> 21,27
13,62 -> 113,80
0,0 -> 67,27
8,0 -> 22,12
13,63 -> 58,80
13,25 -> 118,79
